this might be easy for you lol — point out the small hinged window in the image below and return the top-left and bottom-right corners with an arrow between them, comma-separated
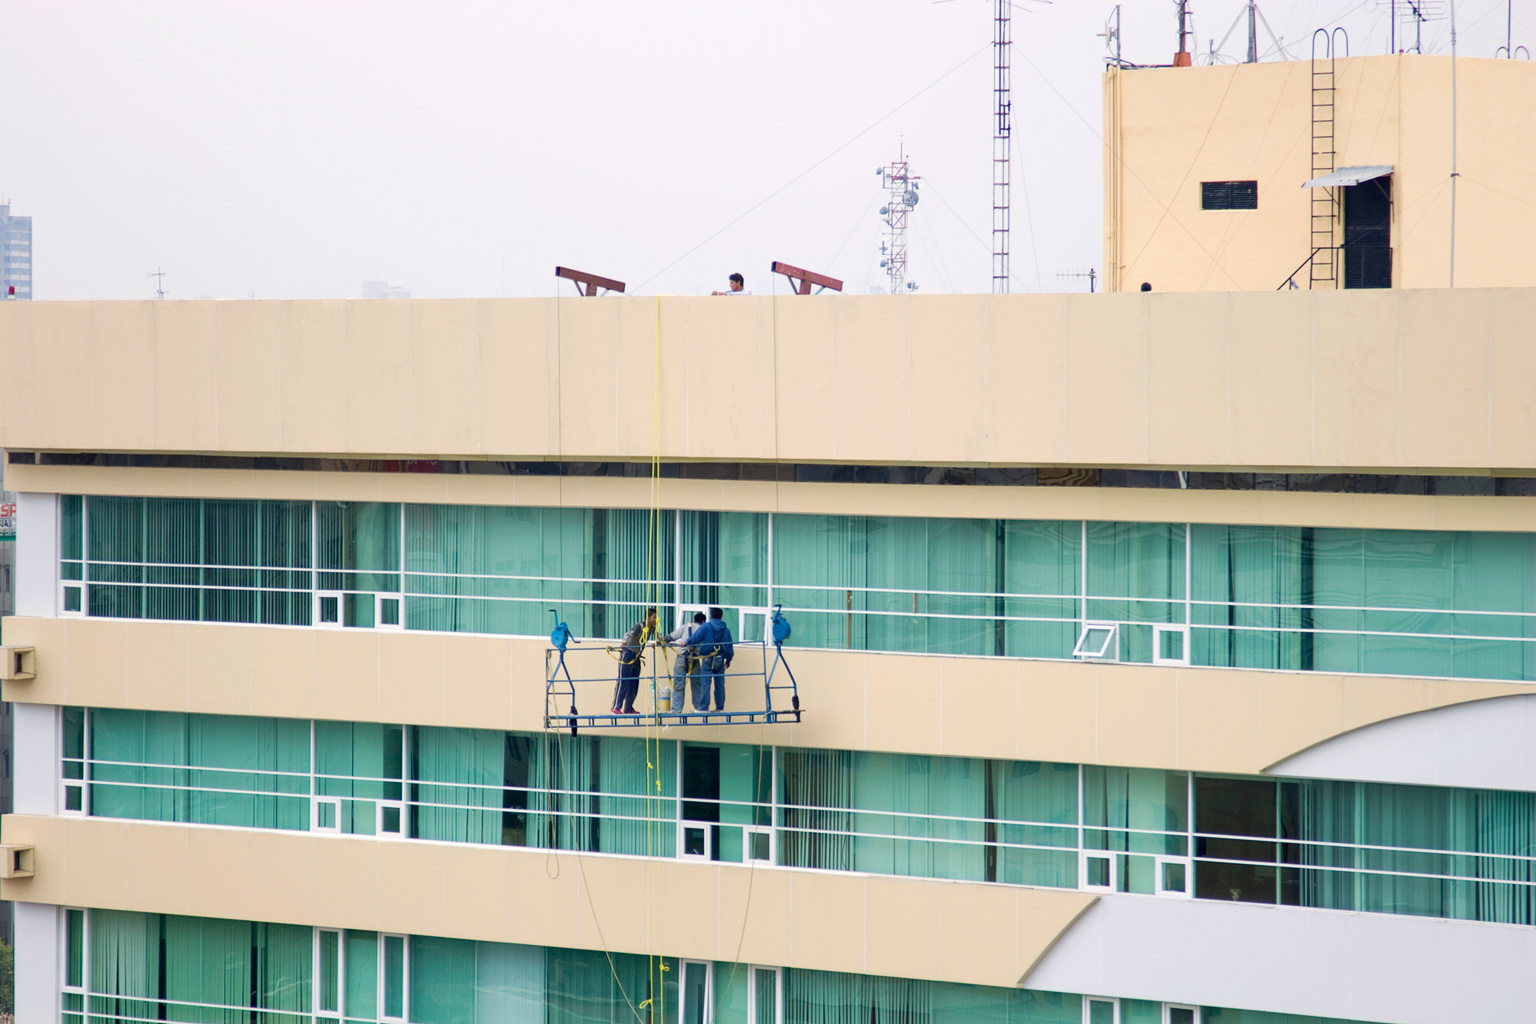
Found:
1074,622 -> 1119,660
1201,180 -> 1258,210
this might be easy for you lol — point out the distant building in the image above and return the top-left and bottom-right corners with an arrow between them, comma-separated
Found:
0,203 -> 32,299
363,280 -> 410,299
1103,55 -> 1536,290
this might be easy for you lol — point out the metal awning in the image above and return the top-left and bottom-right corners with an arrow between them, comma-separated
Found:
1303,165 -> 1393,189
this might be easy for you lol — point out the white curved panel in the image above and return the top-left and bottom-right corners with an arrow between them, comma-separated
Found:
1025,894 -> 1536,1024
1268,692 -> 1536,791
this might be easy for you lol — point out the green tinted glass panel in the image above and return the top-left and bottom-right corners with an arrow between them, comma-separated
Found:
1088,998 -> 1116,1024
318,931 -> 340,1012
384,934 -> 406,1018
346,931 -> 378,1020
61,495 -> 84,559
753,967 -> 778,1024
683,961 -> 709,1024
66,908 -> 84,988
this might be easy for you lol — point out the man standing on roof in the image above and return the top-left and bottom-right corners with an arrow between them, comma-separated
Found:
711,273 -> 751,295
685,607 -> 735,711
664,611 -> 708,712
611,607 -> 657,715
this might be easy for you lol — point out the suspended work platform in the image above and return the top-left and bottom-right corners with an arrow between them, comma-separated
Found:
544,614 -> 802,733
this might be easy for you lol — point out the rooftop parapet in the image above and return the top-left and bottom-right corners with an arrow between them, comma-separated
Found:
0,289 -> 1532,473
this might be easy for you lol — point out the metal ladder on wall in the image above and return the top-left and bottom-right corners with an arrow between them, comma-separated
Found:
1309,29 -> 1339,288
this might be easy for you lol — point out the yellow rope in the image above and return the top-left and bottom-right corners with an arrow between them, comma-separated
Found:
646,294 -> 665,1021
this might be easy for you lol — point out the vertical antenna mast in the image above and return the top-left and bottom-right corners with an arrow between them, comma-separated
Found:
878,144 -> 921,294
992,0 -> 1011,293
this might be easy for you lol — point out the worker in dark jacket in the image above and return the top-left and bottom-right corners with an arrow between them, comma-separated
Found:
684,607 -> 735,711
611,607 -> 657,714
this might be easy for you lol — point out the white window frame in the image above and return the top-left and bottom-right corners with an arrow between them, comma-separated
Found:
60,708 -> 89,817
679,959 -> 713,1024
1165,1005 -> 1201,1024
1155,855 -> 1193,898
59,579 -> 85,618
1083,996 -> 1119,1024
378,933 -> 409,1024
312,796 -> 343,833
61,906 -> 88,997
1073,621 -> 1119,660
376,799 -> 406,839
748,964 -> 783,1024
744,824 -> 775,865
313,928 -> 344,1020
679,820 -> 712,861
1152,624 -> 1191,666
1081,850 -> 1115,893
377,593 -> 404,631
315,590 -> 344,629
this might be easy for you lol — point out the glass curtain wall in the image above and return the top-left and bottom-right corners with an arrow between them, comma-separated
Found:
72,707 -> 1536,928
64,908 -> 1394,1024
87,709 -> 309,828
75,495 -> 312,624
1194,774 -> 1536,925
61,495 -> 1536,682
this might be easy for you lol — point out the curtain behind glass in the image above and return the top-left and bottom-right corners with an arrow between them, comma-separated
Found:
1086,522 -> 1185,663
162,914 -> 250,1022
89,910 -> 160,1024
772,515 -> 869,651
545,947 -> 673,1024
1190,524 -> 1305,671
85,497 -> 311,625
602,508 -> 675,641
412,727 -> 505,845
850,752 -> 986,882
474,942 -> 544,1024
405,504 -> 593,637
411,936 -> 477,1024
929,982 -> 1081,1024
779,749 -> 854,871
89,709 -> 308,829
680,511 -> 767,619
529,734 -> 597,852
1084,766 -> 1188,894
783,969 -> 928,1024
317,501 -> 399,585
993,761 -> 1079,888
597,736 -> 676,856
1002,521 -> 1080,660
316,721 -> 404,836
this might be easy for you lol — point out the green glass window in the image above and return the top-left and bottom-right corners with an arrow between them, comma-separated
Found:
346,931 -> 378,1020
1192,524 -> 1536,681
88,709 -> 309,828
79,496 -> 311,625
1085,766 -> 1189,894
317,721 -> 403,836
1001,520 -> 1081,660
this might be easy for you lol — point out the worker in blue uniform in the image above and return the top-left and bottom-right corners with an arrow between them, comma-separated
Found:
684,606 -> 735,711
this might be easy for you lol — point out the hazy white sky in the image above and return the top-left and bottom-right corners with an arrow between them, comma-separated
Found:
2,0 -> 1527,299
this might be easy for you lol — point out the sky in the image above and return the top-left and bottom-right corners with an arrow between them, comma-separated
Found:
1,0 -> 1529,300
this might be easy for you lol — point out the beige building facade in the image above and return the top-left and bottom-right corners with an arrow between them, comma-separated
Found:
1103,55 -> 1536,292
6,289 -> 1536,1024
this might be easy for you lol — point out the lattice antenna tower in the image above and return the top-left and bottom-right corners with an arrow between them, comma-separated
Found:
877,143 -> 922,294
992,0 -> 1011,293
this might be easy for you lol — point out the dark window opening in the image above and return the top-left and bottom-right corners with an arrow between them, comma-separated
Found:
1201,180 -> 1259,210
1343,175 -> 1392,288
1195,775 -> 1279,903
682,745 -> 721,824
